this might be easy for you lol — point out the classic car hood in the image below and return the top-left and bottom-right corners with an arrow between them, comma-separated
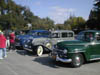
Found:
58,40 -> 88,45
57,40 -> 89,50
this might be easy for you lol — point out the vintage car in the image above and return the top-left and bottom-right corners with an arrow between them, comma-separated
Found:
50,30 -> 100,67
23,30 -> 75,56
15,30 -> 50,48
15,30 -> 30,36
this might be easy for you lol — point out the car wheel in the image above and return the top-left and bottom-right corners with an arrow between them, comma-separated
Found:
36,46 -> 43,56
45,42 -> 52,49
71,54 -> 84,68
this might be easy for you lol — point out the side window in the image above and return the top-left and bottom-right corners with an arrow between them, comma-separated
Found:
96,34 -> 100,41
68,32 -> 73,37
62,32 -> 68,38
52,33 -> 59,38
84,32 -> 94,41
62,32 -> 73,38
37,32 -> 41,36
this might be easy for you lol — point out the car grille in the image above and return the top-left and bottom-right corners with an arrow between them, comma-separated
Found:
57,45 -> 65,50
53,49 -> 67,59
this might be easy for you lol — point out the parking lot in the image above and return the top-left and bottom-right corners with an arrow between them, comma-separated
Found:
0,50 -> 100,75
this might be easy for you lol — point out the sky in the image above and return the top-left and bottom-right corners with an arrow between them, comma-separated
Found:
13,0 -> 94,24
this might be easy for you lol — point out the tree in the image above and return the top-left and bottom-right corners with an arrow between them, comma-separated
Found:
87,0 -> 100,29
64,16 -> 86,30
31,17 -> 54,30
55,24 -> 65,30
0,0 -> 7,15
0,0 -> 55,30
23,8 -> 34,23
0,0 -> 25,30
42,17 -> 54,29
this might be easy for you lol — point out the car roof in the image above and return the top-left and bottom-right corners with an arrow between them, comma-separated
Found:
51,30 -> 74,33
29,30 -> 50,32
82,30 -> 100,33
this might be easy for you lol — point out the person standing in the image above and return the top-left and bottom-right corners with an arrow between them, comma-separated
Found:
0,32 -> 7,59
4,30 -> 10,51
9,31 -> 16,51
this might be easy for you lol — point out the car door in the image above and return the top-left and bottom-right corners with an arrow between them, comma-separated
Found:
94,33 -> 100,56
89,33 -> 100,59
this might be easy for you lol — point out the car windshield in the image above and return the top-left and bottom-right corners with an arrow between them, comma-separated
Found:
76,31 -> 95,41
36,32 -> 50,36
76,31 -> 85,40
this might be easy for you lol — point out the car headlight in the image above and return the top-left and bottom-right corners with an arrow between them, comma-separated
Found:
63,49 -> 67,54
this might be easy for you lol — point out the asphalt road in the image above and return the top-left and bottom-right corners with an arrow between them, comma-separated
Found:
0,50 -> 100,75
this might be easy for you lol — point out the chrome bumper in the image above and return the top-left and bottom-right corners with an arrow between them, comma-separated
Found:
56,55 -> 72,63
50,53 -> 72,63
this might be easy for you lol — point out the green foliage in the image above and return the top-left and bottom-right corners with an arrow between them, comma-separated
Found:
0,0 -> 7,15
0,0 -> 86,31
0,0 -> 55,30
64,16 -> 86,30
54,24 -> 65,30
52,16 -> 86,31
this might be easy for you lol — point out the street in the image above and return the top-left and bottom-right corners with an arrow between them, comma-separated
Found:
0,50 -> 100,75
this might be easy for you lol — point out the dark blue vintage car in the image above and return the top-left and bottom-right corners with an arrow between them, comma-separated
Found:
15,30 -> 51,49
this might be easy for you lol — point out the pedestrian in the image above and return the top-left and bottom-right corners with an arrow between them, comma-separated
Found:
4,30 -> 10,51
0,32 -> 7,59
9,31 -> 16,51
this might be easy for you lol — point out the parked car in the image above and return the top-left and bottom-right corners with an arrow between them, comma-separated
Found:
50,30 -> 100,68
23,30 -> 75,56
15,30 -> 50,49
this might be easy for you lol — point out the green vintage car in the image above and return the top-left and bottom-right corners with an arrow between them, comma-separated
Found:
50,30 -> 100,67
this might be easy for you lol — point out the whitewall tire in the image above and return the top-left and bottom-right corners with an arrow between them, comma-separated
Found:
37,46 -> 43,56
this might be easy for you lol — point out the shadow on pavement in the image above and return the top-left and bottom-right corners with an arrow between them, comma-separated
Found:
33,56 -> 72,68
86,60 -> 100,64
16,50 -> 37,57
16,50 -> 73,68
